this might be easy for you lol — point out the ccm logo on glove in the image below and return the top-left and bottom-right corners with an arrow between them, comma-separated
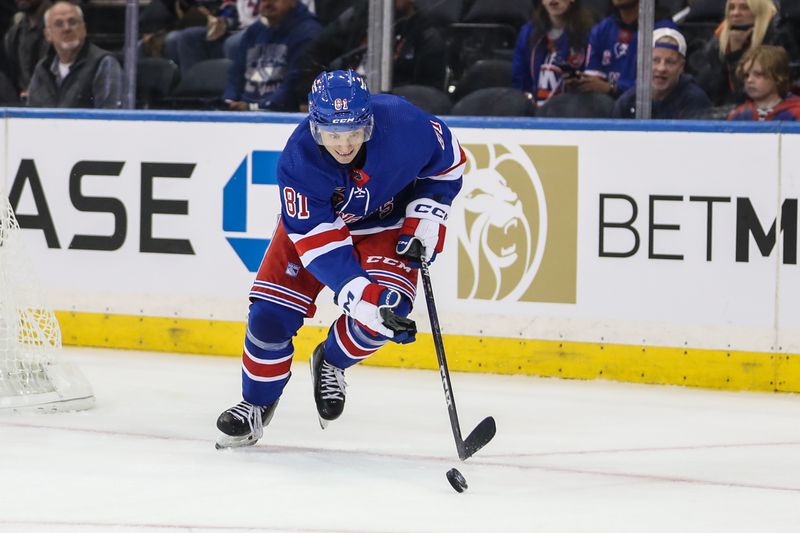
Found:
396,198 -> 450,267
412,203 -> 448,221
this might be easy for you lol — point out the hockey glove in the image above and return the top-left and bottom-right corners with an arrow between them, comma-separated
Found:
336,278 -> 417,344
396,199 -> 449,268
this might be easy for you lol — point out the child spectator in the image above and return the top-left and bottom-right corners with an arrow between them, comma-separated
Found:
695,0 -> 797,107
511,0 -> 595,106
613,27 -> 711,118
728,44 -> 800,121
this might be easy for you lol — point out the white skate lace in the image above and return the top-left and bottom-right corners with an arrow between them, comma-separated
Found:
320,360 -> 347,401
230,401 -> 264,439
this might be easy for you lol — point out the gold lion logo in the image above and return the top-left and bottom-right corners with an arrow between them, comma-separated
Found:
455,144 -> 577,304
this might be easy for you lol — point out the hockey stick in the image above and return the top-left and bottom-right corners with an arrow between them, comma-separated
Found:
406,241 -> 496,460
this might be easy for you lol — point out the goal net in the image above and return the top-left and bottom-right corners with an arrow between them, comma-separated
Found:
0,194 -> 94,413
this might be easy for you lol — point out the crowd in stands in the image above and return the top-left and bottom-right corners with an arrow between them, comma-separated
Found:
0,0 -> 799,121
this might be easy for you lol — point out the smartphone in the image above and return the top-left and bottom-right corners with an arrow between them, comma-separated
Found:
555,62 -> 578,78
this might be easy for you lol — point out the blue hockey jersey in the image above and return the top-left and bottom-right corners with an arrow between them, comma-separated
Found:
223,3 -> 321,111
584,15 -> 676,95
512,21 -> 587,104
276,94 -> 465,296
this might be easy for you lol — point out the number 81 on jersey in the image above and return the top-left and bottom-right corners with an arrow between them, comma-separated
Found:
283,187 -> 310,219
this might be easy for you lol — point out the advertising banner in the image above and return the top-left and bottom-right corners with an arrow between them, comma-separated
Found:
2,112 -> 797,360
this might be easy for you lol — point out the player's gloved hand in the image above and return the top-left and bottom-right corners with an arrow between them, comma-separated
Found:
396,199 -> 449,268
336,278 -> 417,343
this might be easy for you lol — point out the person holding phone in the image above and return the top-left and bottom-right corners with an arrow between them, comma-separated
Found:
577,0 -> 677,99
511,0 -> 595,106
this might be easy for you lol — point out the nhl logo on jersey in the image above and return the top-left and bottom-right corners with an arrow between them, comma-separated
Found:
285,262 -> 301,277
454,143 -> 577,304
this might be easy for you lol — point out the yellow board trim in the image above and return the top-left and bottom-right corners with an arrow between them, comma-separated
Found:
55,311 -> 799,393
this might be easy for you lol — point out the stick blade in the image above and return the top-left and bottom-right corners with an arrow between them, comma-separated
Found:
460,416 -> 496,460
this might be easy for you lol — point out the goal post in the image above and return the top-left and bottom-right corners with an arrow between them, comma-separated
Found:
0,194 -> 94,413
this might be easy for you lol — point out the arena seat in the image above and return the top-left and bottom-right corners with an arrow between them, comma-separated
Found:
392,85 -> 453,115
537,92 -> 615,118
451,87 -> 535,116
136,58 -> 180,109
679,0 -> 725,62
416,0 -> 463,27
445,22 -> 518,83
164,58 -> 231,110
450,58 -> 513,102
461,0 -> 532,28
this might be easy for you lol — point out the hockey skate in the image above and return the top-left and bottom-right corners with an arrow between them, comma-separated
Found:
310,343 -> 347,429
215,399 -> 279,449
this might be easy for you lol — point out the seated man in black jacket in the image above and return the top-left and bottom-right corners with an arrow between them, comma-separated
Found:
613,28 -> 711,119
27,0 -> 122,108
293,0 -> 446,109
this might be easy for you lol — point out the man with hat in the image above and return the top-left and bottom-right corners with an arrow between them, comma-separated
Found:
612,27 -> 711,119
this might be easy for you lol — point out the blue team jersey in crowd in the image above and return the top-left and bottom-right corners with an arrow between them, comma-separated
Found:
276,94 -> 465,296
512,22 -> 587,104
585,15 -> 676,94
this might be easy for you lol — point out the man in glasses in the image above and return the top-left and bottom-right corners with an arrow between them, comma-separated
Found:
27,0 -> 122,108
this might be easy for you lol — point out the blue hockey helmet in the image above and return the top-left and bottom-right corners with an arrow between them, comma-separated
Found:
308,70 -> 374,144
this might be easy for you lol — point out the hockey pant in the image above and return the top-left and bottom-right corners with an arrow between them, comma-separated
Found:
241,221 -> 418,406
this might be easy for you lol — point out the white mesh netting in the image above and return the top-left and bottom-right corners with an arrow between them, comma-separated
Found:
0,194 -> 94,412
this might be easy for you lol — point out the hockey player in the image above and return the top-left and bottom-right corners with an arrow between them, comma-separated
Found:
215,69 -> 465,448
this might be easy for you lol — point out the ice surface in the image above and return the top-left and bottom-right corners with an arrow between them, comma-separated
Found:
1,347 -> 800,532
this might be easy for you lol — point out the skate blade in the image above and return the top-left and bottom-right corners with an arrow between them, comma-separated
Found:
317,415 -> 329,430
215,433 -> 259,450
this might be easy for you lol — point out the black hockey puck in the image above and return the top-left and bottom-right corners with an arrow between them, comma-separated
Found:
446,467 -> 468,493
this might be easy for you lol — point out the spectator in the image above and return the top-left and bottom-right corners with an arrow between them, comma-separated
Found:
4,0 -> 51,102
294,0 -> 446,108
613,27 -> 711,118
728,44 -> 800,120
27,1 -> 123,108
165,0 -> 260,73
0,1 -> 18,104
139,0 -> 314,60
695,0 -> 797,107
511,0 -> 595,106
224,0 -> 320,111
137,0 -> 184,58
575,0 -> 676,98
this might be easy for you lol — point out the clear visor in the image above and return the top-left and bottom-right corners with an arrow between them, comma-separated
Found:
310,116 -> 374,145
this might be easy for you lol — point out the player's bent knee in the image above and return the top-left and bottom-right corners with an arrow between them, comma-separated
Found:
248,298 -> 304,342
